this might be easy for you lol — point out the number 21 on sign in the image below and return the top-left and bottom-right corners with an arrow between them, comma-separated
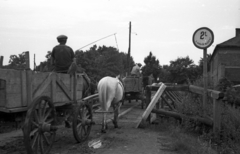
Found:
192,27 -> 214,49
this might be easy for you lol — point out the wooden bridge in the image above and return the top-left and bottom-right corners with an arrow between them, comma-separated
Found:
135,83 -> 224,138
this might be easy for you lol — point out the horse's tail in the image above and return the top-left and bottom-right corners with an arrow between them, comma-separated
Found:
98,77 -> 118,111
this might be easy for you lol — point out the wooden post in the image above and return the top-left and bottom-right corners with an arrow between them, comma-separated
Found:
127,21 -> 131,74
34,54 -> 36,71
0,56 -> 3,67
25,51 -> 30,69
160,97 -> 164,109
21,71 -> 27,106
213,99 -> 222,137
145,85 -> 151,107
156,98 -> 160,109
203,49 -> 208,116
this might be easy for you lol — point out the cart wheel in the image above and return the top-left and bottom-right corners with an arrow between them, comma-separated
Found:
23,96 -> 57,154
72,102 -> 93,143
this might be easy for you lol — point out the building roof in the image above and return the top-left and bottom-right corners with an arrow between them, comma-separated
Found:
218,36 -> 240,48
209,29 -> 240,63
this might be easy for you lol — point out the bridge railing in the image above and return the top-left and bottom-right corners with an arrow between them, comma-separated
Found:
145,84 -> 224,137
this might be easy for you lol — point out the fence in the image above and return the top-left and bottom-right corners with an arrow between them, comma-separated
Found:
140,83 -> 224,137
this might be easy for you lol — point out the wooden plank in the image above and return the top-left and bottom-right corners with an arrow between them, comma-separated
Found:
6,93 -> 22,108
6,84 -> 21,93
56,77 -> 72,100
136,83 -> 166,128
76,74 -> 83,100
21,71 -> 27,106
189,85 -> 224,99
25,51 -> 30,69
169,91 -> 182,102
73,74 -> 77,101
26,70 -> 32,106
152,109 -> 213,126
51,74 -> 56,102
165,85 -> 189,91
165,91 -> 181,104
82,93 -> 98,101
32,74 -> 52,99
161,96 -> 176,111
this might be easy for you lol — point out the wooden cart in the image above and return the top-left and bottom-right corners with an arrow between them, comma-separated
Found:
123,76 -> 145,108
0,68 -> 98,154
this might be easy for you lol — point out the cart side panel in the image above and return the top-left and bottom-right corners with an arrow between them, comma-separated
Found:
76,75 -> 83,100
123,77 -> 142,92
0,69 -> 25,108
32,72 -> 83,105
56,74 -> 75,102
32,73 -> 71,103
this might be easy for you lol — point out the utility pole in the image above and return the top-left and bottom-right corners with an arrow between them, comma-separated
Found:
34,54 -> 36,71
127,21 -> 131,75
0,56 -> 3,67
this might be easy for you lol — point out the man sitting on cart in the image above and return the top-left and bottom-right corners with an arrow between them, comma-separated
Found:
131,63 -> 142,77
51,35 -> 74,73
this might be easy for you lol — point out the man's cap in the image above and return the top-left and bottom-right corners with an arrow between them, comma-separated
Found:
57,35 -> 68,40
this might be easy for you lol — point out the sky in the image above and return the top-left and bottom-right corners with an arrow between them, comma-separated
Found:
0,0 -> 239,69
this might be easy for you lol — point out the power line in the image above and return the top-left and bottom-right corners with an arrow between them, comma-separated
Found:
78,33 -> 117,50
114,33 -> 119,51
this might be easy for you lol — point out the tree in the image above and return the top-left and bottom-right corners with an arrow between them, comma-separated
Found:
3,52 -> 27,69
198,53 -> 212,72
35,51 -> 52,71
141,52 -> 162,81
167,56 -> 200,84
75,45 -> 133,81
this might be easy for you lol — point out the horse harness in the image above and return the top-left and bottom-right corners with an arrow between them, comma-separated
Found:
116,79 -> 125,101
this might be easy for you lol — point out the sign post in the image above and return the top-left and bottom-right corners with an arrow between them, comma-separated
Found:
192,27 -> 214,116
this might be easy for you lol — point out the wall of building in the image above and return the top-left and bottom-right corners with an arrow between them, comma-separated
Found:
209,47 -> 240,88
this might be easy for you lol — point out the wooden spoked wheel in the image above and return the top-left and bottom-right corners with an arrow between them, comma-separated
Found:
23,96 -> 57,154
72,102 -> 93,142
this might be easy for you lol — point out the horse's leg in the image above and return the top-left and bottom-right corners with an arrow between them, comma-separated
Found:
101,112 -> 107,133
64,110 -> 72,128
112,102 -> 121,128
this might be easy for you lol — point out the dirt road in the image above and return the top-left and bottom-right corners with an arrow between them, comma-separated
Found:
0,101 -> 178,154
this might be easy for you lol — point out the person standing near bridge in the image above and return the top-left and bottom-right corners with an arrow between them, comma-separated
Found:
131,63 -> 142,77
51,35 -> 74,73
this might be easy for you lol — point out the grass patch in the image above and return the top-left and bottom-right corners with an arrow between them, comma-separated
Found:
155,117 -> 217,154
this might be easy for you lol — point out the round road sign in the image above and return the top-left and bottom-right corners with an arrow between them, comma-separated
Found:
192,27 -> 214,49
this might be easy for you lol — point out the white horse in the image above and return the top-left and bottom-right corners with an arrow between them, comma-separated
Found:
97,76 -> 124,133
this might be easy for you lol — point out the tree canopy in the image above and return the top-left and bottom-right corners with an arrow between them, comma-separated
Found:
161,56 -> 202,84
141,52 -> 162,81
2,52 -> 27,69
